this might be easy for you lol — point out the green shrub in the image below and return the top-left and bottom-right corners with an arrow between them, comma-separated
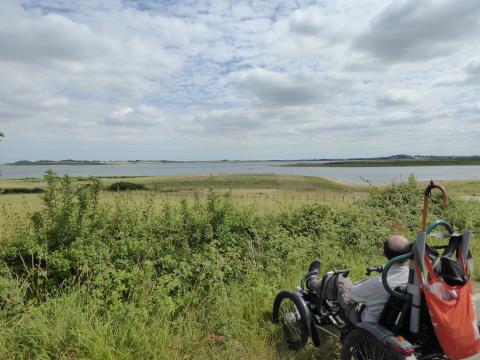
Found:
108,182 -> 147,191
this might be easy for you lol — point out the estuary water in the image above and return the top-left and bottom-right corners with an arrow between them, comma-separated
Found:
1,162 -> 480,185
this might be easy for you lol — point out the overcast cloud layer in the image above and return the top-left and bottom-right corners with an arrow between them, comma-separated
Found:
0,0 -> 479,161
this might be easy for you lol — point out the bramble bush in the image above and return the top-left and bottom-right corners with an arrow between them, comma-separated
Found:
108,181 -> 147,191
0,172 -> 478,359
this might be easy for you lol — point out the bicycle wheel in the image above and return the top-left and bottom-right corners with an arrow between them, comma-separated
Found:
272,291 -> 310,350
340,329 -> 393,360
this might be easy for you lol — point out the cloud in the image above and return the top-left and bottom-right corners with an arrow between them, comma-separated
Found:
194,108 -> 265,133
464,59 -> 480,83
376,94 -> 411,107
456,102 -> 480,114
100,105 -> 166,128
234,68 -> 352,106
288,7 -> 327,36
0,4 -> 182,74
353,0 -> 480,63
378,114 -> 431,127
262,5 -> 351,61
0,1 -> 208,111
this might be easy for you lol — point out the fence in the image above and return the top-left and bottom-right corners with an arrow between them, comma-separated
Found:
105,190 -> 364,204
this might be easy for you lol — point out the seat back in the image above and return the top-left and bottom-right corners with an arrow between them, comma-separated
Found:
378,285 -> 410,334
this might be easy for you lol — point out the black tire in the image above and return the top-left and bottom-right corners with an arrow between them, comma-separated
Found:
272,291 -> 310,350
340,329 -> 394,360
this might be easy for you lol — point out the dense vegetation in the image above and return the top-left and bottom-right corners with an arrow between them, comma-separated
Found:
0,172 -> 478,359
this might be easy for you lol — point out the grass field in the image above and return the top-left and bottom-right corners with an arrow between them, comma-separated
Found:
1,174 -> 479,229
2,173 -> 479,194
0,173 -> 367,191
0,174 -> 368,222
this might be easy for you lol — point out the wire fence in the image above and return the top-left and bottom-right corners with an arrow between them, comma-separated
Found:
105,190 -> 364,203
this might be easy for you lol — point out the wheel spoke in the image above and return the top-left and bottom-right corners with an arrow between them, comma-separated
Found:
350,340 -> 387,360
361,341 -> 369,359
278,299 -> 302,343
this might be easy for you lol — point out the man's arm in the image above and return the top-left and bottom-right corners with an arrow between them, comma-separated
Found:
344,277 -> 379,305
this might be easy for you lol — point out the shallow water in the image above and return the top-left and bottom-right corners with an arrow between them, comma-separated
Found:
1,161 -> 480,185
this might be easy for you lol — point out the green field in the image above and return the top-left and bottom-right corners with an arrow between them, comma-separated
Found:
0,173 -> 479,359
2,173 -> 479,194
0,174 -> 368,222
1,174 -> 478,210
0,173 -> 367,192
1,174 -> 479,230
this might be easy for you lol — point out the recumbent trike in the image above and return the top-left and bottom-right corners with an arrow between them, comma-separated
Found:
272,182 -> 480,360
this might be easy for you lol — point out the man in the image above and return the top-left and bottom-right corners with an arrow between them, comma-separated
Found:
307,235 -> 411,324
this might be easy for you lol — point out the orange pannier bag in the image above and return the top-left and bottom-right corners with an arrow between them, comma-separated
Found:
419,254 -> 480,360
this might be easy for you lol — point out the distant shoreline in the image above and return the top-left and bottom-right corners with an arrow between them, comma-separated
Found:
5,155 -> 480,167
6,160 -> 189,166
281,158 -> 480,167
5,160 -> 290,166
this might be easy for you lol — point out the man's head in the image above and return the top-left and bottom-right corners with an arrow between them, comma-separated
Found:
383,235 -> 411,261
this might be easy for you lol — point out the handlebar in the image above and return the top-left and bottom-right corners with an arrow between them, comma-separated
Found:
422,181 -> 448,232
366,265 -> 384,276
333,269 -> 350,277
381,253 -> 412,302
426,220 -> 453,235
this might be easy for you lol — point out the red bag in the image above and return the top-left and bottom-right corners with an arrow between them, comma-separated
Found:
420,254 -> 480,359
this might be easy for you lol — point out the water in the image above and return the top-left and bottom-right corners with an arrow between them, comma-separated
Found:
1,162 -> 480,184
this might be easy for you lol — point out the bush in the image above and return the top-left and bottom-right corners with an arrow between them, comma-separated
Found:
1,187 -> 45,194
108,182 -> 147,191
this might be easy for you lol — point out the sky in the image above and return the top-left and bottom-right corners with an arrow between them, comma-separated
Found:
0,0 -> 480,162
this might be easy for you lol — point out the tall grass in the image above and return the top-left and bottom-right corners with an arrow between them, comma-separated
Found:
0,172 -> 478,359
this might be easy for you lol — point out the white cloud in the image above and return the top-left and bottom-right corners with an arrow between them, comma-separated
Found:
353,0 -> 480,63
376,93 -> 413,108
234,68 -> 352,106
